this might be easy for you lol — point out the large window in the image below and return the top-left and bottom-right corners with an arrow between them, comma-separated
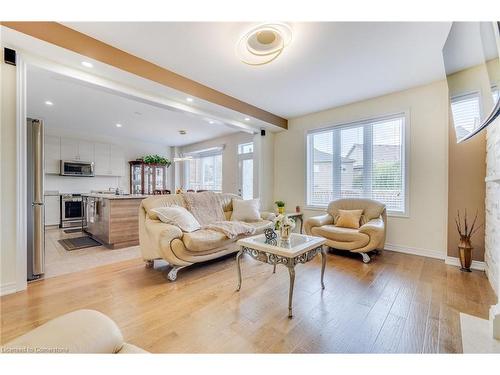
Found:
185,148 -> 223,191
307,113 -> 407,215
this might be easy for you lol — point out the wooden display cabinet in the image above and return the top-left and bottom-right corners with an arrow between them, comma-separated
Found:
129,161 -> 169,195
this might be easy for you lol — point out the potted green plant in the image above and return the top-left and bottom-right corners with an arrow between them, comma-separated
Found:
275,200 -> 286,214
141,154 -> 171,167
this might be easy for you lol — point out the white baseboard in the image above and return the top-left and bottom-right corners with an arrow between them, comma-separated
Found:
384,243 -> 445,260
445,256 -> 486,271
0,282 -> 17,296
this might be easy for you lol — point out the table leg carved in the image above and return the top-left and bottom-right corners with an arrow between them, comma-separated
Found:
235,245 -> 325,318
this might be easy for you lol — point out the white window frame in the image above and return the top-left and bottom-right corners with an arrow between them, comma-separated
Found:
305,111 -> 410,217
184,146 -> 224,192
237,142 -> 254,199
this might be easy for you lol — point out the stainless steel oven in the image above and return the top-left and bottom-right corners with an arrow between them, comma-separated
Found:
60,194 -> 86,228
60,160 -> 95,177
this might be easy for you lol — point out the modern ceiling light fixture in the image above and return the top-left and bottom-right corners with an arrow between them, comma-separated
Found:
237,23 -> 293,66
81,61 -> 93,68
186,97 -> 193,102
44,100 -> 53,106
115,123 -> 123,128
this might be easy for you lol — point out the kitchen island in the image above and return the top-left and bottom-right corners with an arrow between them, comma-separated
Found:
83,193 -> 147,249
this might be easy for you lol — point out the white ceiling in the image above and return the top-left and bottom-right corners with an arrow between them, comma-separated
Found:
64,22 -> 452,118
27,65 -> 239,146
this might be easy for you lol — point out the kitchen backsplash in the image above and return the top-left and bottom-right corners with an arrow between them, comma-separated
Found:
44,174 -> 126,194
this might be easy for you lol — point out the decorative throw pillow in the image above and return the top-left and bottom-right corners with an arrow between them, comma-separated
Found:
152,206 -> 201,233
335,209 -> 364,229
231,198 -> 261,222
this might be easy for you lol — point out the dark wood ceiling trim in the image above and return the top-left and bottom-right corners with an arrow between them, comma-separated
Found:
1,21 -> 288,129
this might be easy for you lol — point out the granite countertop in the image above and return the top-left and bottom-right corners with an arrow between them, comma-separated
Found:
82,193 -> 148,200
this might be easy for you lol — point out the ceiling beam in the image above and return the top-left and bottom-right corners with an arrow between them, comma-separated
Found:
1,21 -> 288,129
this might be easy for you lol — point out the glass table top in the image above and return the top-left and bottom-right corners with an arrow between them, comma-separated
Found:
238,233 -> 325,256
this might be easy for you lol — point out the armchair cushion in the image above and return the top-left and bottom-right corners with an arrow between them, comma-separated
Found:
335,209 -> 364,229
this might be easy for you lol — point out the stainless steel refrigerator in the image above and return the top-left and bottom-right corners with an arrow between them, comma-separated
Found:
27,118 -> 45,280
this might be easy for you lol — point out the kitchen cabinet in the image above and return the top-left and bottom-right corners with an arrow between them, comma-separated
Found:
94,142 -> 124,176
83,194 -> 146,248
78,140 -> 94,162
44,195 -> 60,226
109,144 -> 124,176
44,135 -> 60,174
60,137 -> 94,162
94,142 -> 111,175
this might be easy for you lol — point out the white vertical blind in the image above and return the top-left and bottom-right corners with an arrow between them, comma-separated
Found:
307,114 -> 407,214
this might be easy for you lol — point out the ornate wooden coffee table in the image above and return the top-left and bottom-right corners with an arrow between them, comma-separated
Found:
236,233 -> 327,318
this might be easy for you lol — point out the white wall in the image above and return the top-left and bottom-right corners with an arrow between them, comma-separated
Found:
0,60 -> 19,295
44,128 -> 173,193
274,80 -> 449,258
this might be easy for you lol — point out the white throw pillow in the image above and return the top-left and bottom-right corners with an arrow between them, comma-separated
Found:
231,198 -> 261,222
152,206 -> 201,233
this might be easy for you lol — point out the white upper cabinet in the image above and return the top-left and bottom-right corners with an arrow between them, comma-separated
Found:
94,142 -> 111,175
60,138 -> 95,162
109,144 -> 124,176
78,140 -> 95,162
60,137 -> 79,161
47,136 -> 124,177
45,135 -> 61,174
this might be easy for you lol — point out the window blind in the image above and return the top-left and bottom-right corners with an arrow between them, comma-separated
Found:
451,92 -> 481,140
185,148 -> 223,191
307,114 -> 407,214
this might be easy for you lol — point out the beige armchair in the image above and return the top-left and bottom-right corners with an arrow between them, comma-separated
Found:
304,198 -> 387,263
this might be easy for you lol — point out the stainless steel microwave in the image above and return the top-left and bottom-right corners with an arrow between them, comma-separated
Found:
60,160 -> 95,177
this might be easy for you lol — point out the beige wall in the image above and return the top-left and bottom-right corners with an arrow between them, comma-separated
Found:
446,64 -> 491,261
274,81 -> 449,257
0,60 -> 19,294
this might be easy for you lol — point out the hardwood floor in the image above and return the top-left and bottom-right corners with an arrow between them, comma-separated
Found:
0,250 -> 496,353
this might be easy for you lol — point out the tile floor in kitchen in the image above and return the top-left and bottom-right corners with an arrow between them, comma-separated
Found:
42,226 -> 141,279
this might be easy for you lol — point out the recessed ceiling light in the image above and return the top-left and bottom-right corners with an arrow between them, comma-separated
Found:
45,101 -> 53,106
115,123 -> 123,128
81,61 -> 93,68
209,120 -> 215,124
244,117 -> 250,121
237,23 -> 293,65
179,130 -> 187,135
186,97 -> 193,102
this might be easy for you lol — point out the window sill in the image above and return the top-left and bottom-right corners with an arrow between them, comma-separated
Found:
305,205 -> 409,218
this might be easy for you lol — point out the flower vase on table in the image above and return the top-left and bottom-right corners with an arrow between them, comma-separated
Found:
274,214 -> 296,243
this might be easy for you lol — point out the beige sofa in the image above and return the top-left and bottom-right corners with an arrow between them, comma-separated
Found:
139,193 -> 275,280
304,198 -> 387,263
1,309 -> 147,354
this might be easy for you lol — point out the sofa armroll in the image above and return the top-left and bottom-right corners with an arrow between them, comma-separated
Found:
358,217 -> 385,249
260,211 -> 276,221
304,213 -> 334,235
